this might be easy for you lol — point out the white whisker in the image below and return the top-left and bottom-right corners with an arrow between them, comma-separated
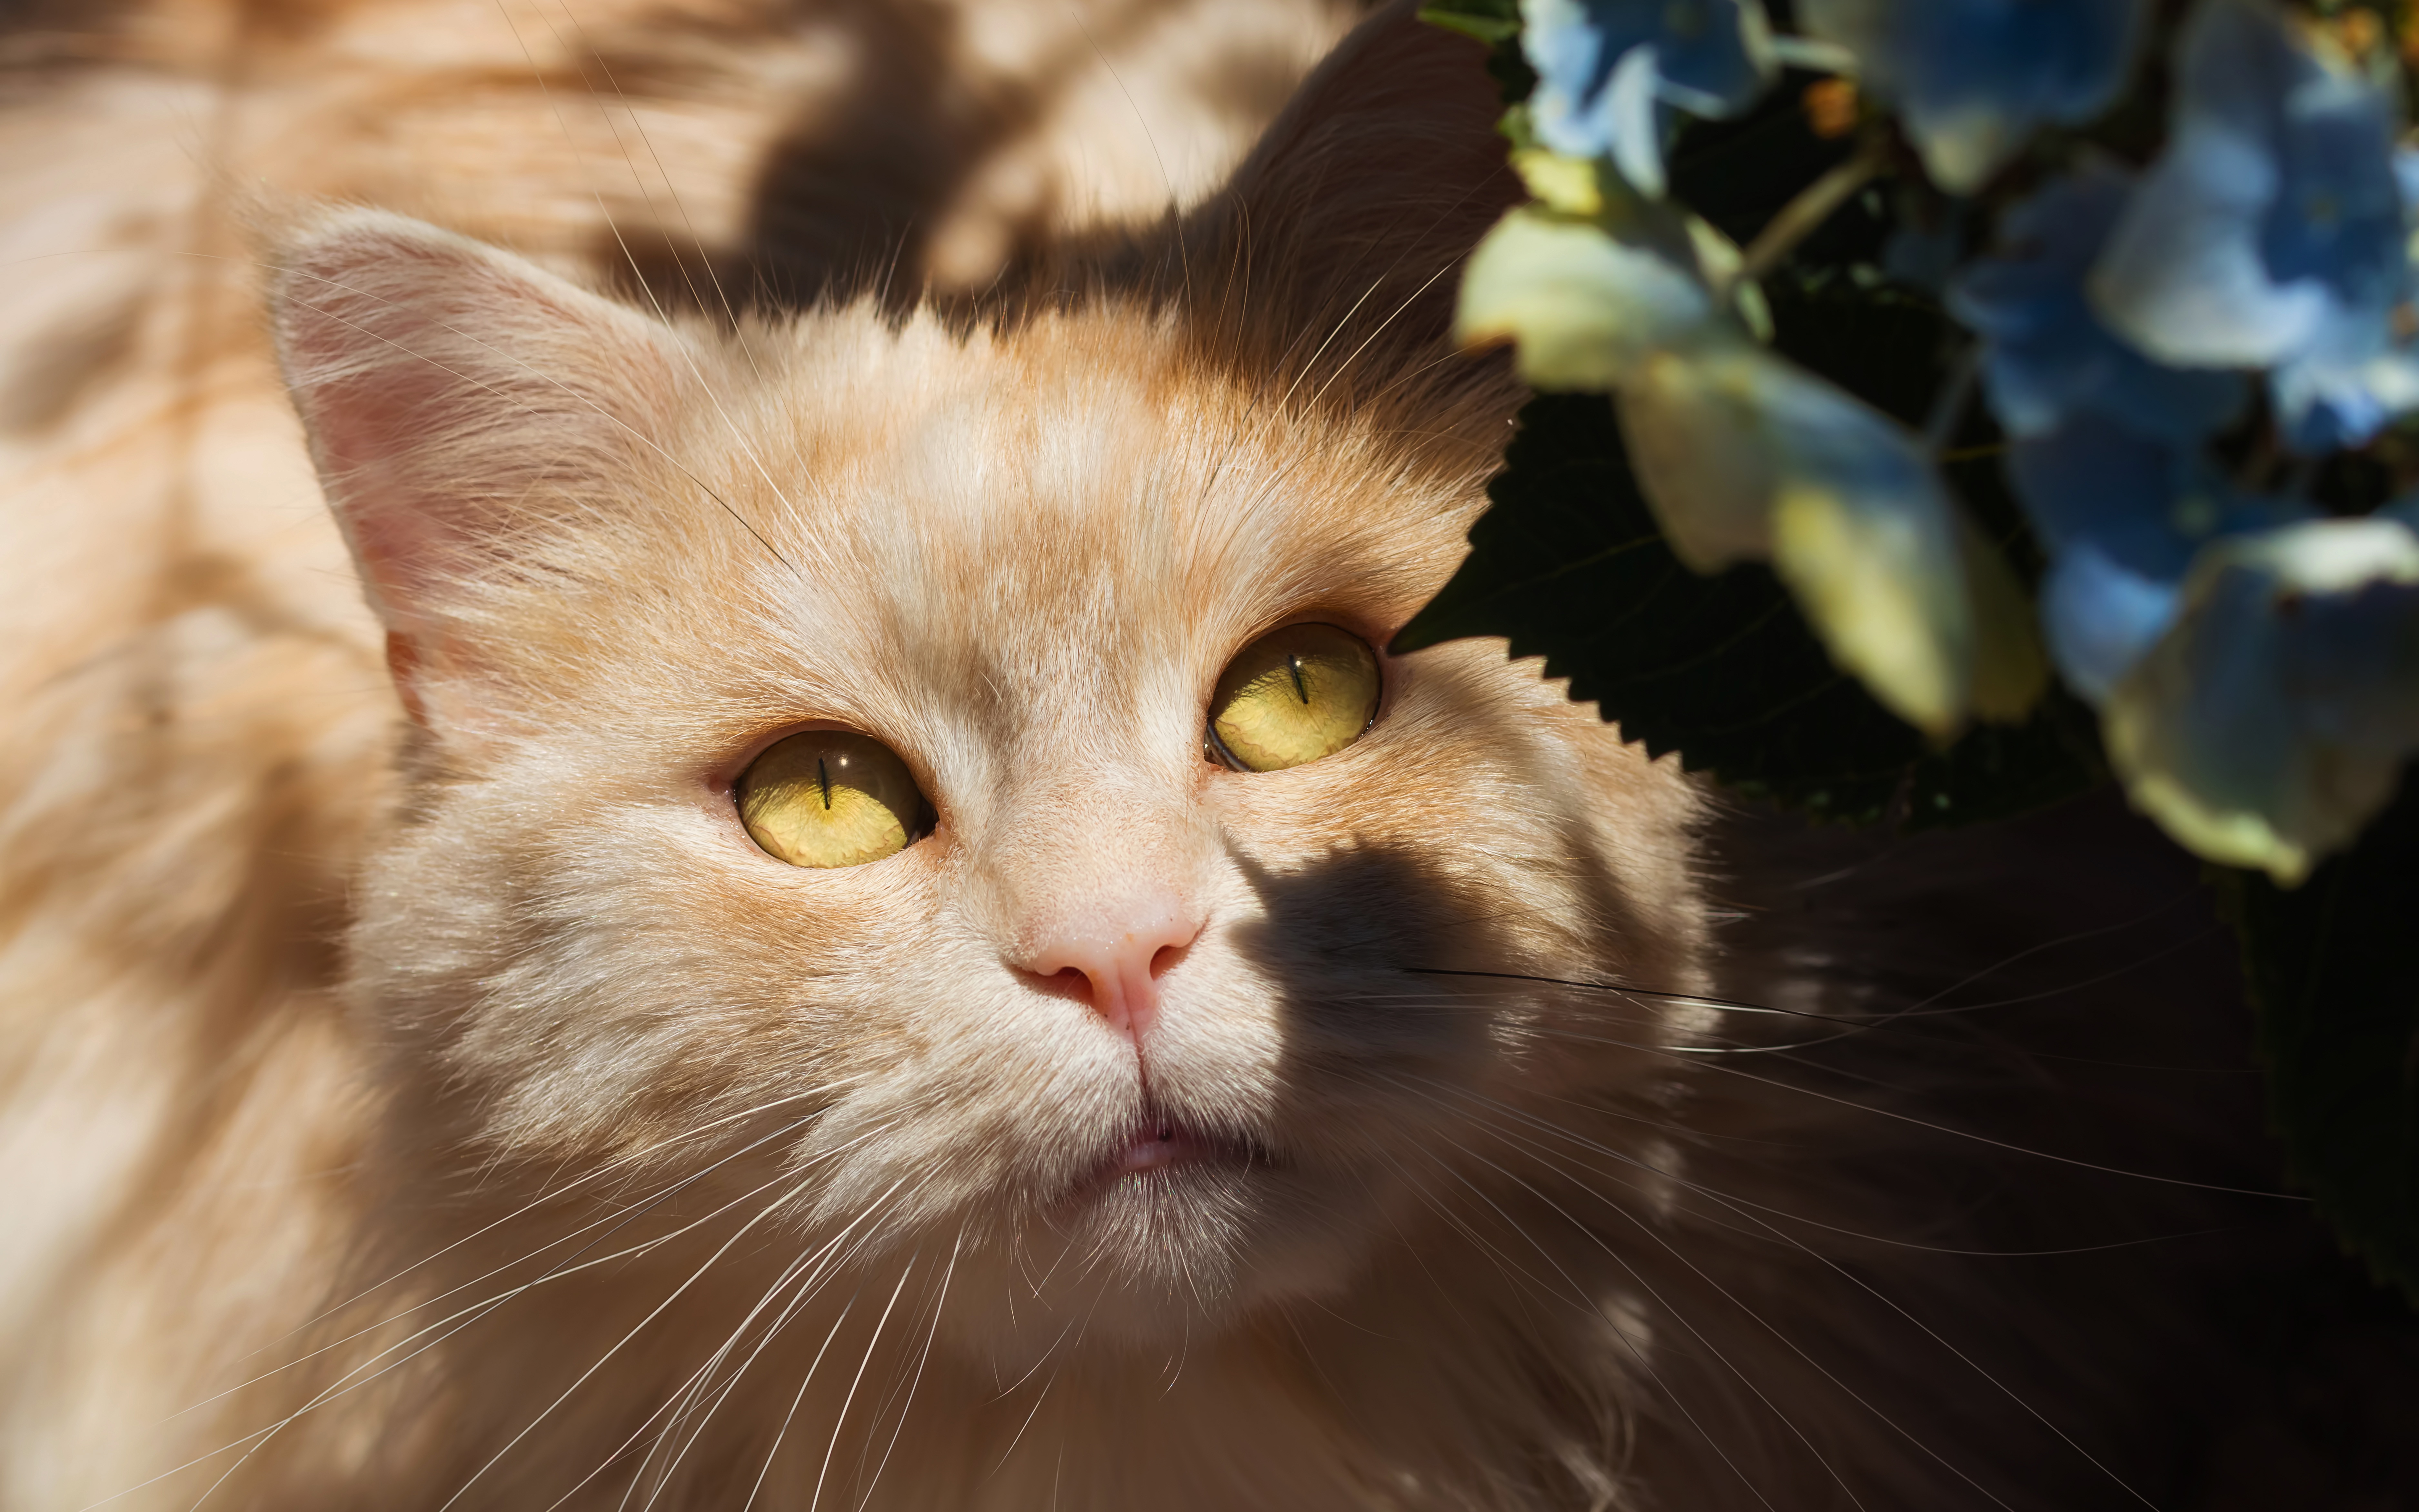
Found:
808,1253 -> 920,1512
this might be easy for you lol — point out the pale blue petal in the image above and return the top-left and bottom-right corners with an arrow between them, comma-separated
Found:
2005,415 -> 2200,571
2093,0 -> 2403,372
2093,106 -> 2324,365
2123,557 -> 2302,815
2279,572 -> 2419,752
2106,516 -> 2419,882
1607,43 -> 1667,197
1647,0 -> 1771,111
1455,203 -> 1727,390
2268,302 -> 2419,453
1948,163 -> 2248,442
1800,0 -> 2145,192
2008,415 -> 2314,700
2041,545 -> 2179,705
1523,0 -> 1773,167
2259,46 -> 2403,298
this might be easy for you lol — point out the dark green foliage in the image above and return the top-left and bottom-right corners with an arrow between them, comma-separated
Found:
1415,0 -> 1536,105
1667,72 -> 1870,253
1766,279 -> 1957,427
1393,394 -> 2103,827
2223,779 -> 2419,1303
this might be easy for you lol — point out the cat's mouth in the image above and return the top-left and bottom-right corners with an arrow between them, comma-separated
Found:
1080,1107 -> 1274,1192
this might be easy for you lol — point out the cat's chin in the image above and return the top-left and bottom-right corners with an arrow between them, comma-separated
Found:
935,1121 -> 1380,1368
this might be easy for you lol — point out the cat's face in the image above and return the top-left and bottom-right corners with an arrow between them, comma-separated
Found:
273,18 -> 1706,1358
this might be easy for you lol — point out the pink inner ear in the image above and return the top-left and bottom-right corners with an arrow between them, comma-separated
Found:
283,312 -> 477,635
274,209 -> 679,644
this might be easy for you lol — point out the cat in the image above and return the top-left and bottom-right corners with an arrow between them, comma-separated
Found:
0,0 -> 2333,1507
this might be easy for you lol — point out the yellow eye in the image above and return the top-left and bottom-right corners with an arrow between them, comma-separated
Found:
736,730 -> 926,869
1206,622 -> 1382,772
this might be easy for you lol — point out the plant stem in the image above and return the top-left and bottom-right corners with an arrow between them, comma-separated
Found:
1925,347 -> 1980,453
1734,141 -> 1887,287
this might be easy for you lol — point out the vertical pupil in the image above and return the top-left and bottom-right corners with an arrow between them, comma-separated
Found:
1288,653 -> 1310,704
817,756 -> 832,810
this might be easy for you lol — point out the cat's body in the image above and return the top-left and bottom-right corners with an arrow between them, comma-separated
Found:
0,2 -> 2336,1508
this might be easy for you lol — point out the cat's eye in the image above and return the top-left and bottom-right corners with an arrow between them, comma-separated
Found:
736,730 -> 927,869
1205,622 -> 1381,772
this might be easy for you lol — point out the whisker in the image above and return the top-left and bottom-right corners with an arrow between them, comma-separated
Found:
855,1225 -> 965,1510
1305,256 -> 1461,415
808,1253 -> 921,1512
1414,1077 -> 2167,1508
622,1232 -> 863,1511
431,1152 -> 868,1512
1063,0 -> 1191,308
486,0 -> 811,568
176,1100 -> 846,1421
1467,1071 -> 2240,1257
608,1172 -> 932,1511
253,1080 -> 865,1370
1880,885 -> 2214,1021
1561,1020 -> 2300,1199
1384,1139 -> 1788,1511
1408,1083 -> 2012,1509
741,1282 -> 867,1512
173,1127 -> 881,1512
1268,271 -> 1393,421
545,2 -> 763,350
1409,965 -> 1863,1025
1391,966 -> 2299,1197
989,1365 -> 1059,1479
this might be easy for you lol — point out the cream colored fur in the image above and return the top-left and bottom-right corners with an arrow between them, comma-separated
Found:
0,3 -> 2247,1508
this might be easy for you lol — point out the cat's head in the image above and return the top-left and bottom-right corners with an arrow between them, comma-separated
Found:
273,6 -> 1708,1357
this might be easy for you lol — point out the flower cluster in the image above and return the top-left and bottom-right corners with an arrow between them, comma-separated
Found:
1459,0 -> 2419,882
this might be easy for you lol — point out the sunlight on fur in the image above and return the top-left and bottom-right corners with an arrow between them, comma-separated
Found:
0,1 -> 2308,1508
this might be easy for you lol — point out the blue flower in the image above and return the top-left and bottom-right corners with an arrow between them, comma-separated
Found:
2105,514 -> 2419,883
1799,0 -> 2146,193
1522,0 -> 1775,195
2263,301 -> 2419,455
1948,162 -> 2249,444
2006,414 -> 2311,702
2091,0 -> 2415,453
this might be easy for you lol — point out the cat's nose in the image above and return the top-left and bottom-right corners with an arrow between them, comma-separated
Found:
1017,893 -> 1201,1044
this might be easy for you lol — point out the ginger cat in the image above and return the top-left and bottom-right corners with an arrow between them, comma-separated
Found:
0,1 -> 2309,1507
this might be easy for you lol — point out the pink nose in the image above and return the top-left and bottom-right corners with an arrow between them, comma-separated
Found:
1018,893 -> 1201,1044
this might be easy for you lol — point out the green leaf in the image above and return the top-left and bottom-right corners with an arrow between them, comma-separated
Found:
1395,392 -> 2102,827
1416,0 -> 1536,105
1766,278 -> 1958,428
2221,777 -> 2419,1304
1416,0 -> 1519,44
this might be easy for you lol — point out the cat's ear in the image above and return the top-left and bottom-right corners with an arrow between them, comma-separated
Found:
271,210 -> 683,723
1187,0 -> 1520,394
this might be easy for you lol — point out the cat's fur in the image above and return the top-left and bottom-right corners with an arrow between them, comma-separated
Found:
0,1 -> 2321,1508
